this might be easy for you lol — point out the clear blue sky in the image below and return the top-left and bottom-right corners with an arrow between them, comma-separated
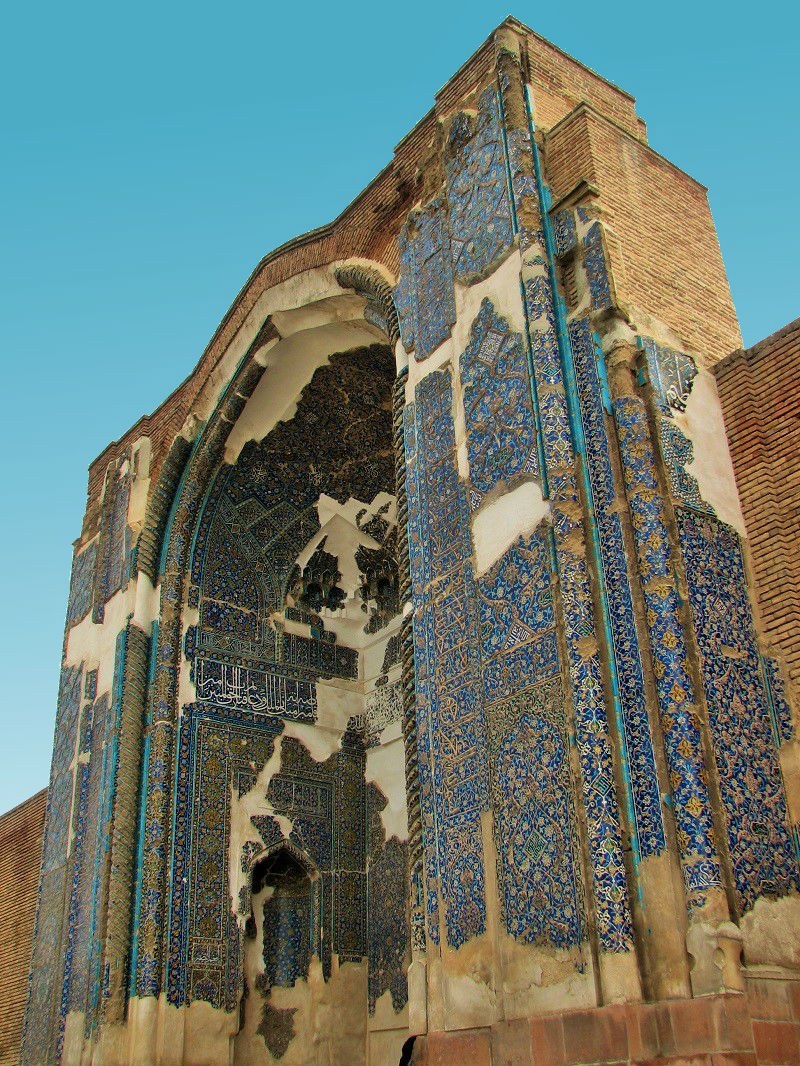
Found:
1,1 -> 797,813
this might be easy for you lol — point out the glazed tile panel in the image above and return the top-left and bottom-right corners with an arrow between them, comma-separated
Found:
66,541 -> 97,627
405,369 -> 489,950
569,317 -> 666,859
521,274 -> 633,953
395,199 -> 456,360
478,534 -> 585,948
21,665 -> 84,1065
460,299 -> 538,511
676,508 -> 800,912
166,708 -> 368,1008
613,396 -> 721,905
403,405 -> 441,945
445,87 -> 515,283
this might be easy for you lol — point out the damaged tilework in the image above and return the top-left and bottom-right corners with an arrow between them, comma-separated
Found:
640,337 -> 711,513
66,541 -> 97,627
521,275 -> 634,953
764,657 -> 795,744
460,299 -> 538,511
614,397 -> 722,905
404,406 -> 441,946
21,665 -> 84,1066
676,508 -> 800,912
569,317 -> 666,860
583,223 -> 612,310
348,681 -> 402,747
405,369 -> 489,950
94,460 -> 132,622
260,868 -> 312,989
367,783 -> 409,1014
167,706 -> 280,1008
167,711 -> 368,1008
394,199 -> 456,360
479,533 -> 585,948
446,87 -> 515,283
552,210 -> 578,258
641,338 -> 698,414
189,345 -> 394,669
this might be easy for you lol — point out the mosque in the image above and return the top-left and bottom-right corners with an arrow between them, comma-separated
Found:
2,16 -> 800,1066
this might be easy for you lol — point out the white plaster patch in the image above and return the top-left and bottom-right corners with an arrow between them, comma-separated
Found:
405,249 -> 525,401
228,737 -> 287,919
282,716 -> 346,762
64,581 -> 137,698
365,736 -> 408,843
132,571 -> 159,632
224,317 -> 379,464
471,481 -> 549,576
680,369 -> 746,535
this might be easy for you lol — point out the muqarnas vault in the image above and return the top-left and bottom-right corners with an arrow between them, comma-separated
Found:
20,17 -> 800,1066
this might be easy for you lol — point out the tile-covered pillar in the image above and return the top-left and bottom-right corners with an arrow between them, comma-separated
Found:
495,31 -> 674,999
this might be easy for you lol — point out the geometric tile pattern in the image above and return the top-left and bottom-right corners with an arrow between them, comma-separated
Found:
460,299 -> 538,511
583,223 -> 612,310
639,336 -> 710,512
479,533 -> 585,948
395,198 -> 456,360
21,663 -> 84,1066
93,460 -> 132,623
66,541 -> 97,627
569,317 -> 666,860
521,273 -> 633,951
658,417 -> 711,512
445,87 -> 515,283
676,508 -> 800,913
136,345 -> 395,1003
166,709 -> 368,1009
367,783 -> 408,1014
614,396 -> 722,906
764,657 -> 796,745
641,337 -> 698,414
405,369 -> 489,950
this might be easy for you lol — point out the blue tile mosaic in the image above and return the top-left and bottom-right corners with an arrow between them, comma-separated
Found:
66,541 -> 97,627
641,337 -> 698,414
405,369 -> 489,950
460,299 -> 538,511
569,317 -> 666,860
446,88 -> 515,283
367,783 -> 409,1014
583,223 -> 612,310
764,657 -> 795,745
479,533 -> 585,948
395,199 -> 456,360
676,508 -> 800,912
613,396 -> 721,905
521,273 -> 634,953
552,210 -> 578,257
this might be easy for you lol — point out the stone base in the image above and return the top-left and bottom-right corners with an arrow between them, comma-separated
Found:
411,975 -> 800,1065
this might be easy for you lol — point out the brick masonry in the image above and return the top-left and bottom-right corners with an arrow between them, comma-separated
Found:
0,790 -> 46,1066
715,319 -> 800,693
411,979 -> 800,1065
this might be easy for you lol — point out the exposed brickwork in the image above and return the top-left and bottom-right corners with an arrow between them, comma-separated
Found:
544,105 -> 741,362
0,790 -> 46,1066
715,319 -> 800,691
411,982 -> 800,1065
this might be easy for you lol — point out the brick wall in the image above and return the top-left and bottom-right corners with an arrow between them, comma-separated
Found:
544,105 -> 741,362
0,790 -> 46,1066
715,319 -> 800,691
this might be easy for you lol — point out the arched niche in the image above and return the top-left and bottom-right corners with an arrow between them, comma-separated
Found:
137,263 -> 410,1030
